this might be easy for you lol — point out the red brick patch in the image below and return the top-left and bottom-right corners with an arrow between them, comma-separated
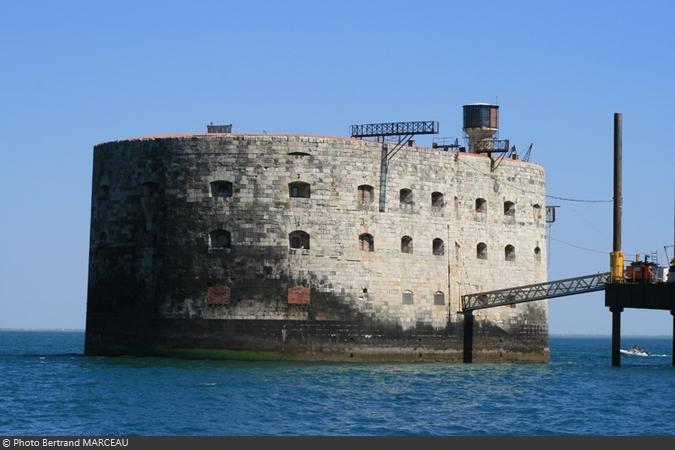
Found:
287,286 -> 310,305
207,285 -> 231,305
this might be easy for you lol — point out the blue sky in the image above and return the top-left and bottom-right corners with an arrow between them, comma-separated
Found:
1,1 -> 673,334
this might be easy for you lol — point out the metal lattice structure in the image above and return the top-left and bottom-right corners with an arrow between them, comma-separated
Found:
432,137 -> 463,151
350,121 -> 439,139
461,272 -> 611,312
468,137 -> 510,153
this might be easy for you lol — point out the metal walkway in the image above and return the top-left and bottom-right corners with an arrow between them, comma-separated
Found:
461,272 -> 611,312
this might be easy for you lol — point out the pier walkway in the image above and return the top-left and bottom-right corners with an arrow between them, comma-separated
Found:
460,273 -> 675,366
461,272 -> 611,312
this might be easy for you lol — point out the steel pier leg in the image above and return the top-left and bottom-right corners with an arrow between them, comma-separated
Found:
611,306 -> 622,367
672,310 -> 675,367
463,311 -> 474,363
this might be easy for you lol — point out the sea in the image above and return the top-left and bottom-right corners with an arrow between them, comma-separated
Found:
0,331 -> 674,436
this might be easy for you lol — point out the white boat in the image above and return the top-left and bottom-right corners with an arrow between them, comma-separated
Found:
620,346 -> 649,357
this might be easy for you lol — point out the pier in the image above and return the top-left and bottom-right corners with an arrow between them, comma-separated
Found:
605,283 -> 675,366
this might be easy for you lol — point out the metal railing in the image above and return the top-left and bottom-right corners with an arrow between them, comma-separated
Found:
461,272 -> 611,312
432,137 -> 462,150
468,138 -> 510,153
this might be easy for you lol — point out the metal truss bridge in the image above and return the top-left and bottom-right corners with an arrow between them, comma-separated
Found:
350,120 -> 438,139
461,272 -> 611,312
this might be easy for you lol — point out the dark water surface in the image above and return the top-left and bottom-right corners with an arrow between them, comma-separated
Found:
1,331 -> 673,435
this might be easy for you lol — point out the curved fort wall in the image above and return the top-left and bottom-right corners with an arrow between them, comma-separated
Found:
85,134 -> 548,362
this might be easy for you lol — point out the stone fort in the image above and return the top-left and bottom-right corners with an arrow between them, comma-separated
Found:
85,105 -> 549,362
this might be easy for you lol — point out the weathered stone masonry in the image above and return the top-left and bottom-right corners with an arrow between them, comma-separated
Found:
85,133 -> 548,362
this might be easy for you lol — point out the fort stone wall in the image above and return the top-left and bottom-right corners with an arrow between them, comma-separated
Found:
85,133 -> 548,362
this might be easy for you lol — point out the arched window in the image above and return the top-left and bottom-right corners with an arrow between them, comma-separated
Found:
402,290 -> 414,305
210,181 -> 233,198
433,291 -> 445,305
504,201 -> 515,216
289,230 -> 310,250
209,230 -> 231,249
401,236 -> 413,254
475,198 -> 487,213
97,185 -> 110,200
400,188 -> 413,212
432,238 -> 445,256
534,246 -> 542,262
358,185 -> 374,206
533,204 -> 542,220
142,181 -> 159,197
289,181 -> 311,198
142,230 -> 156,248
505,244 -> 516,261
477,242 -> 487,260
359,233 -> 374,252
431,192 -> 444,209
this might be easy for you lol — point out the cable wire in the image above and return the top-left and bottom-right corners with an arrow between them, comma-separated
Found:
550,237 -> 608,255
545,195 -> 612,203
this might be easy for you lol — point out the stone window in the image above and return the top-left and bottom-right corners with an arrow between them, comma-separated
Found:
209,230 -> 231,249
400,188 -> 413,212
504,201 -> 515,216
288,285 -> 310,305
402,290 -> 414,305
533,204 -> 542,220
401,236 -> 413,254
289,230 -> 310,250
433,291 -> 445,305
97,185 -> 110,200
475,198 -> 487,213
142,230 -> 156,248
210,181 -> 233,198
358,185 -> 374,206
431,192 -> 444,209
359,233 -> 374,252
98,231 -> 107,246
142,181 -> 159,197
477,242 -> 487,260
534,246 -> 542,262
505,244 -> 516,261
289,181 -> 311,198
432,238 -> 445,256
207,285 -> 231,305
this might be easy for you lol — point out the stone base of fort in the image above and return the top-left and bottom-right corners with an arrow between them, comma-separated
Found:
84,317 -> 549,363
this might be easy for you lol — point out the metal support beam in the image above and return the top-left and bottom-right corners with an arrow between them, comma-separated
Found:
611,113 -> 625,282
672,310 -> 675,367
613,113 -> 622,253
378,145 -> 388,212
461,272 -> 611,312
463,311 -> 474,363
384,135 -> 412,161
611,306 -> 622,367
